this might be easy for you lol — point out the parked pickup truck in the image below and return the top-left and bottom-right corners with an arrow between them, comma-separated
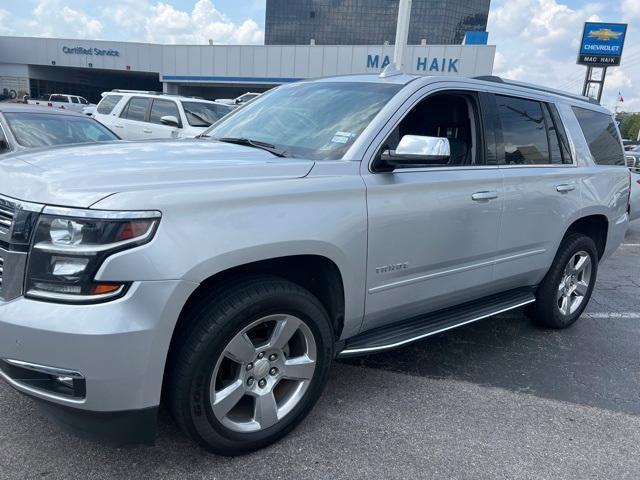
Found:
28,94 -> 95,113
0,74 -> 630,455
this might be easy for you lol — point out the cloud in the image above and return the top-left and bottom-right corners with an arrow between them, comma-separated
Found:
107,0 -> 264,45
488,0 -> 638,111
0,9 -> 12,35
621,0 -> 640,22
28,0 -> 103,38
3,0 -> 264,46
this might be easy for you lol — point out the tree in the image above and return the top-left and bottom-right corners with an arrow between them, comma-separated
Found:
618,113 -> 640,140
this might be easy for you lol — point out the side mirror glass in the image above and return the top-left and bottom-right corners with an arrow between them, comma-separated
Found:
377,135 -> 450,171
160,115 -> 180,127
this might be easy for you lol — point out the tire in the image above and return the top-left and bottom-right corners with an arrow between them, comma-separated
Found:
167,275 -> 334,456
528,233 -> 598,329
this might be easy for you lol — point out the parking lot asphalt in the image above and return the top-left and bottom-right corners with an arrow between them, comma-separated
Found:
1,222 -> 639,480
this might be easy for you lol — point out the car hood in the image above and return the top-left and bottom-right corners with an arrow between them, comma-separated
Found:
0,139 -> 315,208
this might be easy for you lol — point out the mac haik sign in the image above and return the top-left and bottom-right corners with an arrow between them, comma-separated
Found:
577,22 -> 627,66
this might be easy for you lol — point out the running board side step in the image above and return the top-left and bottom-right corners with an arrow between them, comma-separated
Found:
338,290 -> 536,357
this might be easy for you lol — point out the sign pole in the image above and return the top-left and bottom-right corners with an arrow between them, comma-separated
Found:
597,67 -> 607,103
581,66 -> 591,97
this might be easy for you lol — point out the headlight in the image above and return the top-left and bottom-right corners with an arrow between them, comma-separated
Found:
25,207 -> 160,303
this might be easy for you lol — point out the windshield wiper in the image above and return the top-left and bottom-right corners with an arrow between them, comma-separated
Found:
217,137 -> 288,157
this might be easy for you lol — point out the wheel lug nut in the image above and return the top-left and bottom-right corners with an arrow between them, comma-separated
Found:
258,379 -> 267,388
270,367 -> 278,376
269,354 -> 277,361
247,377 -> 254,387
257,352 -> 265,359
246,362 -> 253,371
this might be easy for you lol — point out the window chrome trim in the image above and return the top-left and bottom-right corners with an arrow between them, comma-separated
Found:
42,206 -> 161,219
497,163 -> 578,169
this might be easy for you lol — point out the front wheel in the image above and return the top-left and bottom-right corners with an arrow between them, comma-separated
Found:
167,276 -> 334,455
529,234 -> 598,329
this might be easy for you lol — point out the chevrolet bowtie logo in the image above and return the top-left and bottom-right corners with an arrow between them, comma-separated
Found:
588,28 -> 622,41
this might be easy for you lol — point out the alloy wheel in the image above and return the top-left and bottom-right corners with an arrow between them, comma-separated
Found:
209,314 -> 317,433
557,250 -> 592,316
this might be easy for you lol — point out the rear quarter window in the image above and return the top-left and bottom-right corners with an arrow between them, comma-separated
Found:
572,107 -> 625,166
96,95 -> 123,115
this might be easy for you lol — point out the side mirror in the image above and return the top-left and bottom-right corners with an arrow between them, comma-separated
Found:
160,115 -> 180,127
376,135 -> 450,171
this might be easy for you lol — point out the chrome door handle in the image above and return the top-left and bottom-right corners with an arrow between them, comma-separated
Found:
471,190 -> 499,201
556,184 -> 576,193
143,128 -> 153,134
113,124 -> 124,128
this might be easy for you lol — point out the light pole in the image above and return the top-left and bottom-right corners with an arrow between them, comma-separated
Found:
393,0 -> 412,72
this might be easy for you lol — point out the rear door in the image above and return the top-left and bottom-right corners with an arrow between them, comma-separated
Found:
114,96 -> 152,139
489,93 -> 582,287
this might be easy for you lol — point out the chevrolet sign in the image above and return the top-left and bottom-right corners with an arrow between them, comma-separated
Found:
577,22 -> 627,67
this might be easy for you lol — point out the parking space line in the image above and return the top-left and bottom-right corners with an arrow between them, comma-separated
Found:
585,312 -> 640,319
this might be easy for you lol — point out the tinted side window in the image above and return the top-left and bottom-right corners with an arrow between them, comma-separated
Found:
96,95 -> 123,114
70,97 -> 79,104
496,95 -> 550,165
547,103 -> 572,164
79,97 -> 89,105
572,107 -> 625,166
50,95 -> 69,103
149,100 -> 180,125
121,97 -> 151,122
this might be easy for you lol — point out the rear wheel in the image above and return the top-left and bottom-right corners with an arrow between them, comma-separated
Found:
167,276 -> 334,455
529,234 -> 598,329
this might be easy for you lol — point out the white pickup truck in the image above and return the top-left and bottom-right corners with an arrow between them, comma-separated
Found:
28,94 -> 95,113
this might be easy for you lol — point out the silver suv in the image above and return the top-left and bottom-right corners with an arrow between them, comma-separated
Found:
0,74 -> 630,455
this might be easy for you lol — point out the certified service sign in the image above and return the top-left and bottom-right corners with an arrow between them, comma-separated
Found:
577,22 -> 627,66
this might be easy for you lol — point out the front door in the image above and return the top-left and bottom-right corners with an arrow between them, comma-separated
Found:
362,89 -> 504,331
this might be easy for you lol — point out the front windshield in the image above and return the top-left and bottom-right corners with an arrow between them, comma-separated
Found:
203,82 -> 401,160
182,101 -> 232,127
5,112 -> 119,148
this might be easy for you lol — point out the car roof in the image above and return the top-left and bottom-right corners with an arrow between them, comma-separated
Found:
0,103 -> 86,116
103,91 -> 220,104
307,73 -> 610,113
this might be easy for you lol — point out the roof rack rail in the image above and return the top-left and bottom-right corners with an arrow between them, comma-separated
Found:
473,75 -> 599,105
110,89 -> 163,95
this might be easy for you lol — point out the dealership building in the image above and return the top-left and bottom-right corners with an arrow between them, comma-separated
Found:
0,1 -> 494,103
0,34 -> 495,104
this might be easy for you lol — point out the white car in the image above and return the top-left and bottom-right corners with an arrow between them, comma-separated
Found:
215,92 -> 261,106
28,94 -> 94,113
630,170 -> 640,222
93,90 -> 234,140
82,106 -> 96,117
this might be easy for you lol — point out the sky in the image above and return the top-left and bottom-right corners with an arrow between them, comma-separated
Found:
0,0 -> 637,111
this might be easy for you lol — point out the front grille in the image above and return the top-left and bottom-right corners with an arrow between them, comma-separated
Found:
0,203 -> 14,235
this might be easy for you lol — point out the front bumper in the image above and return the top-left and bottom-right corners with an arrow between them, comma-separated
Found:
0,279 -> 196,419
